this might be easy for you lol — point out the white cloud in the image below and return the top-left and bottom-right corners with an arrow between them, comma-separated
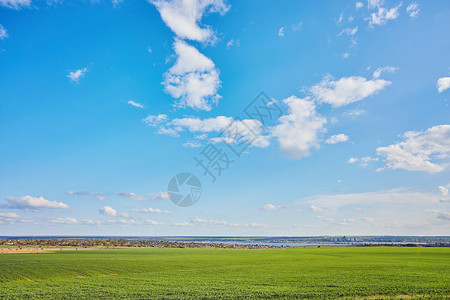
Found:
128,100 -> 145,108
183,141 -> 202,148
0,24 -> 7,39
348,157 -> 358,163
170,115 -> 232,132
262,204 -> 284,211
309,205 -> 323,212
406,2 -> 419,18
130,207 -> 171,214
338,26 -> 358,45
112,0 -> 122,7
226,39 -> 239,49
342,53 -> 350,59
376,125 -> 450,173
325,134 -> 349,144
425,209 -> 450,221
148,115 -> 270,148
173,221 -> 194,226
67,67 -> 88,83
0,212 -> 20,218
5,196 -> 69,210
272,96 -> 326,158
368,4 -> 401,27
66,190 -> 106,201
149,192 -> 170,200
355,2 -> 364,9
150,0 -> 229,43
99,206 -> 117,217
373,66 -> 397,79
118,192 -> 147,201
112,218 -> 140,224
437,77 -> 450,93
51,217 -> 78,224
363,217 -> 375,222
310,75 -> 391,107
299,190 -> 443,209
278,27 -> 284,37
350,156 -> 379,167
367,0 -> 383,9
143,114 -> 168,126
145,219 -> 162,225
190,216 -> 265,227
163,39 -> 221,110
80,219 -> 101,225
438,186 -> 448,197
292,21 -> 302,31
0,0 -> 31,9
337,13 -> 343,24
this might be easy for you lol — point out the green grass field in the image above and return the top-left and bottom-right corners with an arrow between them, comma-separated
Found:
0,247 -> 449,299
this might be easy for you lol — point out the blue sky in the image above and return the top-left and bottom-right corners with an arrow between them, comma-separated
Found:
0,0 -> 449,236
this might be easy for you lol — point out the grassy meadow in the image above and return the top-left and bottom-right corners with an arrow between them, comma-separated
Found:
0,246 -> 449,299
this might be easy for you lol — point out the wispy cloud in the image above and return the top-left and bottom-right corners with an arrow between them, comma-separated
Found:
0,0 -> 31,9
67,67 -> 88,83
118,192 -> 147,201
0,24 -> 8,39
130,207 -> 171,214
127,100 -> 145,108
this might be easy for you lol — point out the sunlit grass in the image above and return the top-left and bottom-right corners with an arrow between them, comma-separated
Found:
0,247 -> 449,299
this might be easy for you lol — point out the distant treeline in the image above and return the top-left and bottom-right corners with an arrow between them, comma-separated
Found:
1,239 -> 449,248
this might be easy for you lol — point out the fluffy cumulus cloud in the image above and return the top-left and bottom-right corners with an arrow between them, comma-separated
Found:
0,24 -> 7,39
163,39 -> 221,110
262,204 -> 284,211
144,114 -> 270,148
437,77 -> 450,93
67,67 -> 88,83
4,196 -> 69,210
272,96 -> 326,158
0,0 -> 31,9
127,100 -> 145,108
118,192 -> 147,201
368,3 -> 401,27
310,75 -> 391,107
150,0 -> 229,43
99,206 -> 117,217
376,125 -> 450,173
278,27 -> 284,37
309,205 -> 323,212
438,186 -> 449,197
325,134 -> 349,144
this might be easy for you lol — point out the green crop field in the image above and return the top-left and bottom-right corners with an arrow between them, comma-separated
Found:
0,247 -> 449,299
